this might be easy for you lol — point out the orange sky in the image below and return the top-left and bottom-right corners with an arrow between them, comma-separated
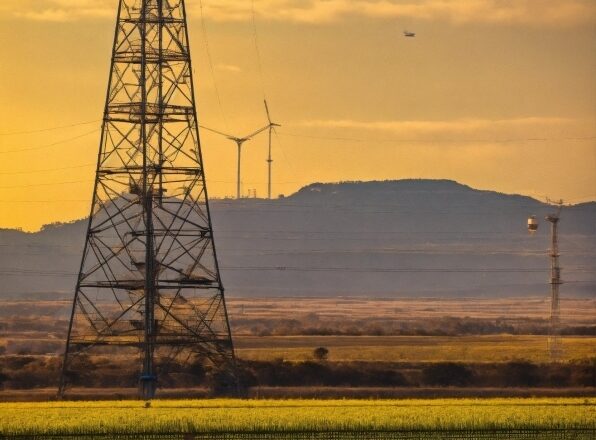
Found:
0,0 -> 595,231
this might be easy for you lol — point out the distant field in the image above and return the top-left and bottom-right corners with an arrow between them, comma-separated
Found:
235,335 -> 596,363
0,297 -> 594,393
228,297 -> 596,324
1,296 -> 594,324
1,297 -> 594,357
0,398 -> 594,437
2,335 -> 594,364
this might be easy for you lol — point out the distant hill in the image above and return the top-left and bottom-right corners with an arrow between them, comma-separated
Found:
0,179 -> 594,299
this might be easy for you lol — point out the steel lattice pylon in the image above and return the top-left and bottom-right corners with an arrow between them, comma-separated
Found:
59,0 -> 236,399
546,204 -> 563,362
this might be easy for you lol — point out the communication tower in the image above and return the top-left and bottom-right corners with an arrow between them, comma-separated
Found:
59,0 -> 237,399
527,199 -> 564,361
545,200 -> 563,360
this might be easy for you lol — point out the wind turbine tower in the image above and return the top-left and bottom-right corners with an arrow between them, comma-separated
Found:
201,125 -> 270,199
264,100 -> 280,199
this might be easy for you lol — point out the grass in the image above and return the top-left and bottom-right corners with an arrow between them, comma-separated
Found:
235,335 -> 596,363
0,398 -> 594,435
227,297 -> 596,323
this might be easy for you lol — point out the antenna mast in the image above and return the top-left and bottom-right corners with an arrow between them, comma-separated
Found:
546,199 -> 564,361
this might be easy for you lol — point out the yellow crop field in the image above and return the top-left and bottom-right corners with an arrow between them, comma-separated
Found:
235,335 -> 596,363
0,398 -> 594,436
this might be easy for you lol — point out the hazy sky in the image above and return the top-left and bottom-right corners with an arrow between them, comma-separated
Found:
0,0 -> 595,230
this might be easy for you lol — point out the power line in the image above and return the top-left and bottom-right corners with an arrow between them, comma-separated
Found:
0,234 -> 585,244
4,246 -> 594,258
0,266 -> 592,277
0,199 -> 89,203
209,228 -> 592,235
277,131 -> 596,145
0,119 -> 99,136
0,129 -> 99,154
207,196 -> 593,210
198,0 -> 229,132
251,0 -> 267,100
1,240 -> 584,251
0,163 -> 95,176
0,179 -> 93,190
0,178 -> 297,189
0,154 -> 300,182
225,266 -> 594,274
0,229 -> 580,238
273,127 -> 301,185
0,197 -> 593,215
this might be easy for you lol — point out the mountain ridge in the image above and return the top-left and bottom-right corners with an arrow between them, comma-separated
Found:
2,179 -> 594,235
0,179 -> 594,299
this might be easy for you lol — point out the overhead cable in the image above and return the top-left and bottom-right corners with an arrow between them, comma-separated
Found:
0,129 -> 99,154
0,119 -> 99,136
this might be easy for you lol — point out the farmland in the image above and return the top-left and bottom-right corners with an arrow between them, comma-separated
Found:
2,297 -> 595,358
235,335 -> 595,363
0,398 -> 594,437
1,297 -> 594,394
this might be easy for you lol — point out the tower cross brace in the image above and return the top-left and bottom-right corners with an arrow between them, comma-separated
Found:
60,0 -> 237,399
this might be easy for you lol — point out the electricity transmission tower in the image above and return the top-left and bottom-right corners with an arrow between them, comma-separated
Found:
60,0 -> 237,399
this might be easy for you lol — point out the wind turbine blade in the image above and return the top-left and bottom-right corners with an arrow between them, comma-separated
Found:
243,124 -> 271,140
264,99 -> 272,124
199,125 -> 235,139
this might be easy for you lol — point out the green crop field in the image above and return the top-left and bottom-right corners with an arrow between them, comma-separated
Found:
0,398 -> 594,438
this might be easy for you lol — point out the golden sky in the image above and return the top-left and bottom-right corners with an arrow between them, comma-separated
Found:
0,0 -> 595,231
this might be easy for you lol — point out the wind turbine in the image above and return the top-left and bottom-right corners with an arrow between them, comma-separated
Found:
200,124 -> 270,199
264,100 -> 281,199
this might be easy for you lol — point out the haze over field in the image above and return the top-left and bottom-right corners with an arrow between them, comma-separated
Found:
0,180 -> 594,298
